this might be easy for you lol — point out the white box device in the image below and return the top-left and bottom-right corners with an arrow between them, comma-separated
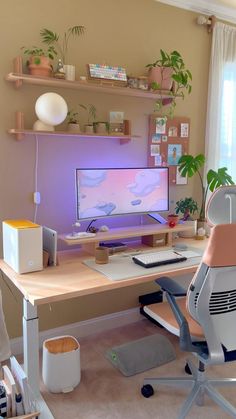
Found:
2,219 -> 43,274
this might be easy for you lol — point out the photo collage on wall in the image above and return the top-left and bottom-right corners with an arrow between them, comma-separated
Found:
147,115 -> 190,185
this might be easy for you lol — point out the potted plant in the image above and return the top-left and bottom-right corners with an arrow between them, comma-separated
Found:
94,121 -> 109,134
146,49 -> 192,117
175,197 -> 198,237
178,154 -> 234,227
40,25 -> 85,80
79,104 -> 97,133
21,46 -> 57,77
67,110 -> 80,132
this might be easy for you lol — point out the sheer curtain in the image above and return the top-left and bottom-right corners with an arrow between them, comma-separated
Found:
205,22 -> 236,181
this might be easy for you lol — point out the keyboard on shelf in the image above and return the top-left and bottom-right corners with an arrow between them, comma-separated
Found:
132,250 -> 187,268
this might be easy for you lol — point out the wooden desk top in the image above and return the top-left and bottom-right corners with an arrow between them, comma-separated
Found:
0,239 -> 206,307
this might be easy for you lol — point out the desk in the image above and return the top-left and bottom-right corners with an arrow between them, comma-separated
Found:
0,238 -> 206,419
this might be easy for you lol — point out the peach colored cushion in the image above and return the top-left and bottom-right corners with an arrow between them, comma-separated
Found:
147,298 -> 204,339
203,224 -> 236,267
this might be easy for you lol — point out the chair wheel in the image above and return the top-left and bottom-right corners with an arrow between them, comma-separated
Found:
185,363 -> 192,375
141,384 -> 154,398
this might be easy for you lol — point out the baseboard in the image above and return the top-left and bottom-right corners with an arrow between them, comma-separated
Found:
10,307 -> 142,356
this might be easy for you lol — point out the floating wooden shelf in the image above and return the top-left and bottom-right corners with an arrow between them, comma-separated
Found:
8,128 -> 138,144
8,112 -> 138,143
6,72 -> 175,99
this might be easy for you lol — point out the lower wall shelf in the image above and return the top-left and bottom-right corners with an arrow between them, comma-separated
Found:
8,112 -> 139,144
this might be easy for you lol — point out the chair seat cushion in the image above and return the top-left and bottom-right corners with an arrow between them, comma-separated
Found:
144,298 -> 204,340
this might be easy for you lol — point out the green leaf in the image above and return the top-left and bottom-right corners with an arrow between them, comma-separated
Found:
207,167 -> 234,192
40,28 -> 59,44
178,154 -> 205,178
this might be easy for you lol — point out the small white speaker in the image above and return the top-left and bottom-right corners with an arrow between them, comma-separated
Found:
2,219 -> 43,274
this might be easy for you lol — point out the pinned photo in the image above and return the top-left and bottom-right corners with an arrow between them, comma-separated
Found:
180,123 -> 189,137
176,165 -> 188,184
162,135 -> 168,142
167,144 -> 182,165
151,144 -> 160,156
155,117 -> 166,134
154,155 -> 162,166
168,126 -> 178,137
152,134 -> 161,143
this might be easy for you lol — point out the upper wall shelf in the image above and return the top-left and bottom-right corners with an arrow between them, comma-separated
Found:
6,72 -> 175,100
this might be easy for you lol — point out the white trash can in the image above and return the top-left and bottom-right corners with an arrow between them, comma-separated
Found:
42,335 -> 81,393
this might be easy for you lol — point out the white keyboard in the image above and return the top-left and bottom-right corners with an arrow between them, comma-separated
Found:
66,232 -> 96,240
132,250 -> 187,268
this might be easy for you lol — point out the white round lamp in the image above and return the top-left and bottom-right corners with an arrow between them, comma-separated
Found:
34,92 -> 68,131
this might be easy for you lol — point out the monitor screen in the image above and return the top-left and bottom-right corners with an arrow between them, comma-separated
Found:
75,167 -> 169,221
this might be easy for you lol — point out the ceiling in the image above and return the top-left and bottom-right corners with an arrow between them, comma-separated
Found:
156,0 -> 236,24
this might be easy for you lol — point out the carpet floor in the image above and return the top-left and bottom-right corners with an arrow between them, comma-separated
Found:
40,319 -> 236,419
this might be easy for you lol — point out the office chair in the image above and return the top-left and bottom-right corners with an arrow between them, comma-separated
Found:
141,185 -> 236,418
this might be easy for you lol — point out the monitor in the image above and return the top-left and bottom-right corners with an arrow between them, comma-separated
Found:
75,167 -> 169,221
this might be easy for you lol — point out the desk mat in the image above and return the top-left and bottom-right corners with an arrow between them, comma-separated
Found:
83,247 -> 203,281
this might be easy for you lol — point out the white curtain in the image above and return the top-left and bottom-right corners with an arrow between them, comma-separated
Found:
205,22 -> 236,181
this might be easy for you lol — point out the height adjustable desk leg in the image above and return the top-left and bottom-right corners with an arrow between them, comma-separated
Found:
23,298 -> 54,419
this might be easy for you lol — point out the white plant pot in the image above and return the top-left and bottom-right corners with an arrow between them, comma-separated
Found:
179,220 -> 197,238
64,64 -> 76,81
68,123 -> 80,132
95,122 -> 107,134
84,124 -> 94,133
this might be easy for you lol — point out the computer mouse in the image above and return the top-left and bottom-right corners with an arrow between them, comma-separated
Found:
173,242 -> 188,251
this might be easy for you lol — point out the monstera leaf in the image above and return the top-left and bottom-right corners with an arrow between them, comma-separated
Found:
178,154 -> 205,178
207,168 -> 234,192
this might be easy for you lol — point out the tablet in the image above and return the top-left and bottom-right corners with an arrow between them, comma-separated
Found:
43,226 -> 57,266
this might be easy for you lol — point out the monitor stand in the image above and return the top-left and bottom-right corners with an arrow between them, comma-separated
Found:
147,213 -> 167,224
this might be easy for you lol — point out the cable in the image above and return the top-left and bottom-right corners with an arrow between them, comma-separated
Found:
33,134 -> 39,223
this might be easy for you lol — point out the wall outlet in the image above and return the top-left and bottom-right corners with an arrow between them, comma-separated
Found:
33,191 -> 41,204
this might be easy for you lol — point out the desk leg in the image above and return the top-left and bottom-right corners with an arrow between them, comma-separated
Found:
23,298 -> 54,419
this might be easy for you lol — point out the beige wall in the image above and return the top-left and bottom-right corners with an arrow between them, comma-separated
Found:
0,0 -> 211,338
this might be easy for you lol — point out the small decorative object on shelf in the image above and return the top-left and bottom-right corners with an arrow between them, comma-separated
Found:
64,64 -> 75,81
54,59 -> 65,79
109,111 -> 125,134
127,75 -> 139,89
138,76 -> 149,90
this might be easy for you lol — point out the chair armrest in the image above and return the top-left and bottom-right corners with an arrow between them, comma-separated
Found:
166,293 -> 201,353
155,277 -> 187,296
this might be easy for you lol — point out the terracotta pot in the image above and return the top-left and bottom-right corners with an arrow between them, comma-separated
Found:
28,55 -> 52,77
148,66 -> 173,90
